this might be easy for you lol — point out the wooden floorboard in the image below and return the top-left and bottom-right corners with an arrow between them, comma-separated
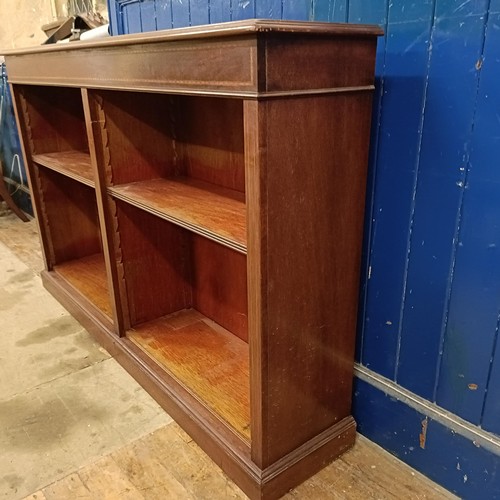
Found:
22,424 -> 456,500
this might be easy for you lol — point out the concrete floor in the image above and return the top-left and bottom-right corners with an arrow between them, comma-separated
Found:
0,211 -> 456,500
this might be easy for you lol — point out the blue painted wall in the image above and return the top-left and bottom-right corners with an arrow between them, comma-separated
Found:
0,64 -> 31,215
107,0 -> 500,496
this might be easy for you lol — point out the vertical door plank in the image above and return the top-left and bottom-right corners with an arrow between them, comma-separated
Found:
124,2 -> 143,33
312,0 -> 347,22
108,0 -> 121,34
209,0 -> 232,23
171,0 -> 191,27
190,0 -> 209,25
360,0 -> 434,381
397,0 -> 488,399
232,0 -> 255,20
360,0 -> 435,379
140,0 -> 158,32
346,0 -> 388,365
436,4 -> 500,424
156,0 -> 173,29
255,0 -> 281,19
281,0 -> 311,21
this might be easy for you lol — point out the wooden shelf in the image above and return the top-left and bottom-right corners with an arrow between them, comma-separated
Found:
53,253 -> 112,318
128,308 -> 250,441
33,150 -> 94,187
109,178 -> 246,254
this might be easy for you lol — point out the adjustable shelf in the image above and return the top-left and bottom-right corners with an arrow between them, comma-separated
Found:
6,20 -> 382,500
32,151 -> 94,187
109,177 -> 246,253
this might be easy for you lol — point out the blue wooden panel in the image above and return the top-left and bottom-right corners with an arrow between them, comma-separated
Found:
123,1 -> 143,33
190,0 -> 209,25
359,0 -> 435,379
1,66 -> 31,214
281,0 -> 311,21
347,0 -> 387,24
156,0 -> 174,29
209,0 -> 232,23
255,0 -> 281,19
140,0 -> 158,31
396,0 -> 489,399
347,0 -> 388,365
438,8 -> 500,427
232,0 -> 255,20
312,0 -> 347,22
171,0 -> 191,27
354,377 -> 500,499
108,0 -> 120,34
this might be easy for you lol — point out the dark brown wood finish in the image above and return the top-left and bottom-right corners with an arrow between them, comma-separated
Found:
109,177 -> 246,253
177,96 -> 245,192
14,86 -> 88,154
54,253 -> 112,318
36,167 -> 101,265
82,88 -> 131,334
5,20 -> 381,500
263,34 -> 378,91
10,86 -> 52,269
32,151 -> 93,186
116,201 -> 192,326
128,308 -> 250,440
252,93 -> 373,468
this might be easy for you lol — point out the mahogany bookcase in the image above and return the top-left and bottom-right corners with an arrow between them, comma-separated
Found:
5,20 -> 382,499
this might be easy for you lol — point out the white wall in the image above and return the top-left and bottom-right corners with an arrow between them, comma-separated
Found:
0,0 -> 108,51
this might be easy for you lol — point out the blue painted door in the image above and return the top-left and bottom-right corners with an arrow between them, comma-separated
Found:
106,1 -> 500,496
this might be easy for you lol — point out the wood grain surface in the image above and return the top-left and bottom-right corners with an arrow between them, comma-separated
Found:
249,93 -> 373,468
129,308 -> 250,440
110,177 -> 246,253
36,167 -> 102,266
16,86 -> 88,155
32,151 -> 94,187
54,253 -> 112,318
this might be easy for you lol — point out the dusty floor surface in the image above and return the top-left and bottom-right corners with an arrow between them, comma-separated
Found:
0,212 -> 456,499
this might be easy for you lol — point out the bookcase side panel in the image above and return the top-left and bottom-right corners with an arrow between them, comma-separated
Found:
258,92 -> 374,466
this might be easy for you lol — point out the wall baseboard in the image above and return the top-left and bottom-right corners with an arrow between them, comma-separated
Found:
353,366 -> 500,499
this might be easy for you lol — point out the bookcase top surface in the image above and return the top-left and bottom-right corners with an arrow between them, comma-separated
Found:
2,19 -> 383,57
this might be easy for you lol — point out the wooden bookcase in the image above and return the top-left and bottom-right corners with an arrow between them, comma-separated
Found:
5,20 -> 382,499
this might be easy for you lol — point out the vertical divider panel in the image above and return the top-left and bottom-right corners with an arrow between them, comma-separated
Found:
82,88 -> 128,334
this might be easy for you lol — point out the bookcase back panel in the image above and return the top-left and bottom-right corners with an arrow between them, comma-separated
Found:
116,200 -> 193,325
192,236 -> 248,342
96,91 -> 245,193
96,90 -> 178,186
18,85 -> 88,155
178,96 -> 245,193
37,168 -> 102,264
116,200 -> 248,339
